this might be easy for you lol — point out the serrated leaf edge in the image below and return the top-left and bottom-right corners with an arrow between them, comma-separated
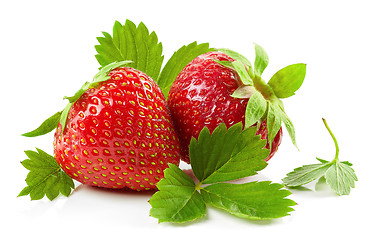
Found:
18,148 -> 75,201
282,163 -> 332,187
201,182 -> 296,220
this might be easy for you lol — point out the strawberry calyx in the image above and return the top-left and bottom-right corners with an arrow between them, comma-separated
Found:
214,44 -> 306,148
22,60 -> 132,138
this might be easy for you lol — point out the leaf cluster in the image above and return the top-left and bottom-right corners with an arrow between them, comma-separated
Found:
149,123 -> 296,223
95,20 -> 212,98
215,45 -> 306,148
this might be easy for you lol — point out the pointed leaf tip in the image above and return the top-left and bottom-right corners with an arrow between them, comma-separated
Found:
22,111 -> 62,137
268,63 -> 306,98
254,43 -> 269,76
190,123 -> 269,184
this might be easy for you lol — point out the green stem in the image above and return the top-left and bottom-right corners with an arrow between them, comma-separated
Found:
252,75 -> 276,101
322,118 -> 339,162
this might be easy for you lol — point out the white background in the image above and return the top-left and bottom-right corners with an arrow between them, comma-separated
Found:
1,0 -> 374,239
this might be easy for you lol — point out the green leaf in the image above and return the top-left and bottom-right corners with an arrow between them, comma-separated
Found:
283,118 -> 358,195
244,91 -> 267,128
325,162 -> 358,196
268,63 -> 306,98
264,101 -> 297,149
282,163 -> 332,187
231,60 -> 253,85
18,148 -> 75,200
283,160 -> 358,196
216,48 -> 252,68
254,43 -> 269,76
266,103 -> 282,148
22,111 -> 62,137
95,20 -> 164,81
189,123 -> 269,184
95,31 -> 121,66
149,164 -> 206,223
201,182 -> 296,220
277,105 -> 298,148
59,102 -> 73,135
157,42 -> 211,98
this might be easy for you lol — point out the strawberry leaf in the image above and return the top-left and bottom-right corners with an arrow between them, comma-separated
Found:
216,44 -> 306,149
268,63 -> 306,98
215,46 -> 302,149
283,160 -> 358,196
283,118 -> 358,195
59,102 -> 73,135
231,60 -> 253,85
277,104 -> 298,148
282,163 -> 332,187
22,111 -> 62,137
189,123 -> 269,184
18,148 -> 75,200
266,103 -> 283,148
325,161 -> 357,195
149,164 -> 206,223
201,182 -> 296,220
95,20 -> 163,81
244,91 -> 267,128
157,41 -> 211,97
151,124 -> 296,224
254,43 -> 269,76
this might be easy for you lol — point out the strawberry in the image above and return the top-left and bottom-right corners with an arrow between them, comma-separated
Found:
54,66 -> 181,190
168,52 -> 282,163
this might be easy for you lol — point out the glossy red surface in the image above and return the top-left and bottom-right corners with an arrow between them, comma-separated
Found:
168,52 -> 282,163
54,67 -> 180,190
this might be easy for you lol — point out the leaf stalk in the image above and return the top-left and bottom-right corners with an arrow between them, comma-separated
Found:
322,118 -> 339,163
252,75 -> 277,101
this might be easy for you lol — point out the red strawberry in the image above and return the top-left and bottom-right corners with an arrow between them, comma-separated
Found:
167,52 -> 282,163
54,67 -> 180,190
